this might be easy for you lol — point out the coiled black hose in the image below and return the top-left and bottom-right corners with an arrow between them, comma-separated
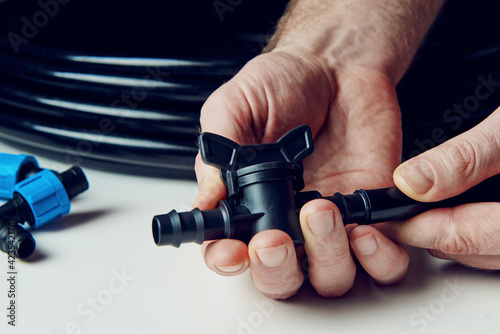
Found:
0,0 -> 498,177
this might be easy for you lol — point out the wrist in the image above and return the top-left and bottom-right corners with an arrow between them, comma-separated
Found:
265,0 -> 445,84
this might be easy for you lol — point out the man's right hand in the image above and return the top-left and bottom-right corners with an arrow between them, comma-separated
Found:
190,0 -> 447,298
193,49 -> 408,298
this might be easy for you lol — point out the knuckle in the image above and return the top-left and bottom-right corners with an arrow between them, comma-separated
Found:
436,210 -> 480,255
443,138 -> 478,181
261,280 -> 302,299
306,238 -> 351,266
437,233 -> 476,255
251,270 -> 303,300
373,252 -> 409,285
307,246 -> 356,297
309,243 -> 352,269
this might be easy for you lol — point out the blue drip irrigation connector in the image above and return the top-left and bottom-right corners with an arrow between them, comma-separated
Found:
0,153 -> 40,200
0,163 -> 89,259
13,170 -> 71,228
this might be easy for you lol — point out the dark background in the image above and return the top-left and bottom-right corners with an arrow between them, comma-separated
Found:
0,0 -> 498,175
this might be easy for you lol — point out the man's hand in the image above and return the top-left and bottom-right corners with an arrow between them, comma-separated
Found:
193,0 -> 446,298
386,106 -> 500,270
194,50 -> 408,298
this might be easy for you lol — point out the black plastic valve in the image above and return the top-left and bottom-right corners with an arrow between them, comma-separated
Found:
152,125 -> 500,248
154,125 -> 312,246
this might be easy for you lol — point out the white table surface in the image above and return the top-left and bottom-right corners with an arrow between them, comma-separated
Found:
0,140 -> 498,334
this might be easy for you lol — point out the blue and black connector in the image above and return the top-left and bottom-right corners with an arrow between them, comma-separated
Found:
0,153 -> 89,259
152,125 -> 500,248
0,153 -> 41,200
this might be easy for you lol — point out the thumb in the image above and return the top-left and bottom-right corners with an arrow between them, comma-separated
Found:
394,107 -> 500,202
192,153 -> 226,210
192,65 -> 259,210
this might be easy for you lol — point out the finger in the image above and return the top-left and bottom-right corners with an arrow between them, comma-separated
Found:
393,106 -> 500,202
381,203 -> 500,256
194,52 -> 334,208
193,64 -> 276,210
199,82 -> 257,144
349,225 -> 409,285
427,250 -> 500,270
248,230 -> 303,299
194,74 -> 259,210
193,153 -> 226,209
299,199 -> 356,297
202,239 -> 250,276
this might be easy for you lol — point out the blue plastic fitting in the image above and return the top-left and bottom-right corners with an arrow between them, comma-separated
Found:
0,165 -> 88,259
0,153 -> 40,200
13,170 -> 71,228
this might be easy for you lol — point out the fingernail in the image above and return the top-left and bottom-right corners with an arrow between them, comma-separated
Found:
216,260 -> 247,273
307,210 -> 335,237
352,233 -> 377,256
256,245 -> 287,268
398,161 -> 435,194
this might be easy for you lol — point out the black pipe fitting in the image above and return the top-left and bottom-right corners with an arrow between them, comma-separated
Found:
153,125 -> 313,246
0,219 -> 36,259
152,125 -> 500,248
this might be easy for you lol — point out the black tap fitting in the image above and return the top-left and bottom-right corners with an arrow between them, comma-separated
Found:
153,125 -> 313,246
152,125 -> 499,248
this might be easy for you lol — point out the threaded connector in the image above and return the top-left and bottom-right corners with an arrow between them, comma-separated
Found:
0,153 -> 40,200
0,220 -> 36,259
